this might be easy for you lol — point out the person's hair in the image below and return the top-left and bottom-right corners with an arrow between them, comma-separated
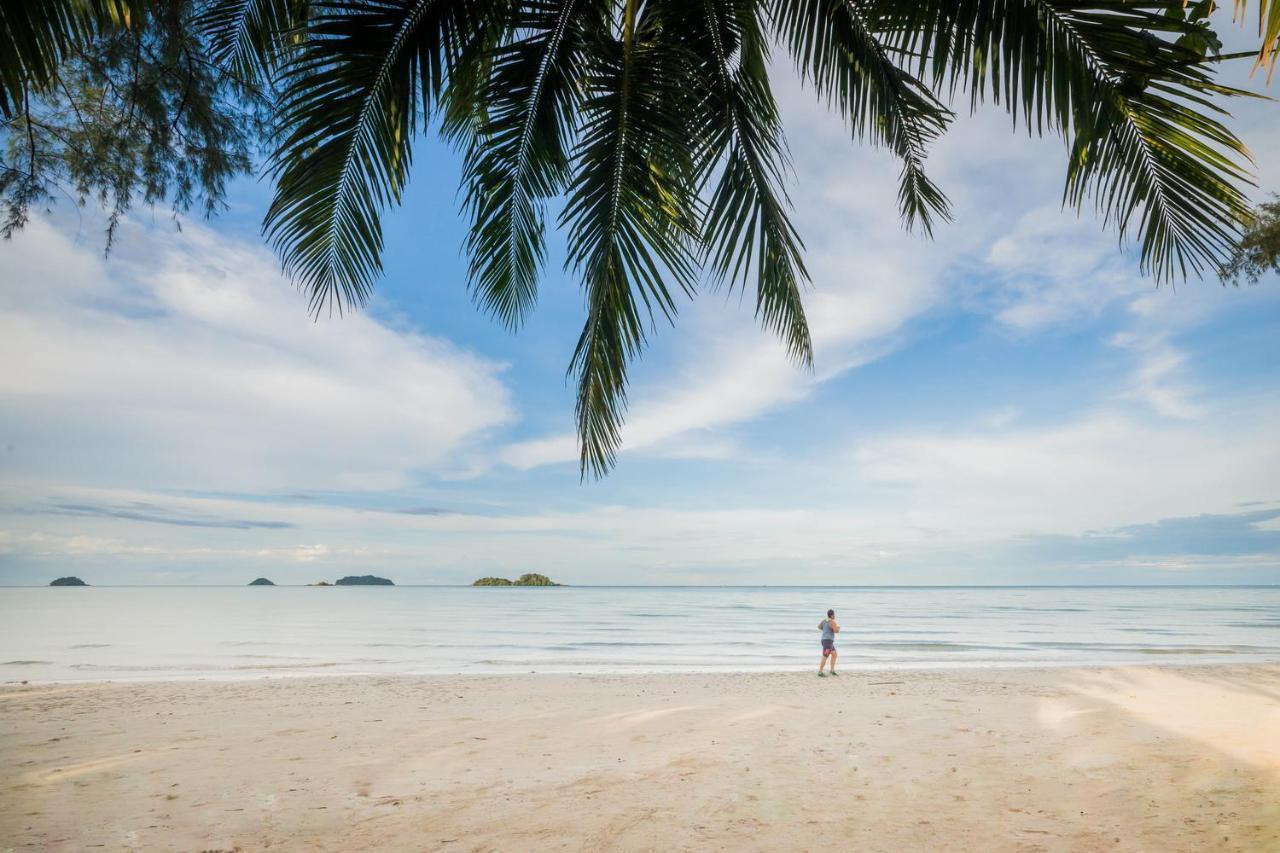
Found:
827,609 -> 834,618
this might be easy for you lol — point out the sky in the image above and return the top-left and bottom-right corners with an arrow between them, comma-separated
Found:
2,19 -> 1278,586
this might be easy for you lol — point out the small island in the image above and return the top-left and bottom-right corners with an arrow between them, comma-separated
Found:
49,576 -> 88,586
472,573 -> 561,587
248,578 -> 275,586
308,581 -> 331,586
335,575 -> 394,586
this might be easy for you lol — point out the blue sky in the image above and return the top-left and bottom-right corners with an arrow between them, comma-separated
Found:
1,23 -> 1278,585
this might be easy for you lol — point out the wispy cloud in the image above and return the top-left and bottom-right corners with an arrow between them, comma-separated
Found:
0,217 -> 515,493
998,508 -> 1280,577
43,501 -> 294,530
850,404 -> 1280,535
392,506 -> 456,516
1110,331 -> 1204,420
984,204 -> 1143,332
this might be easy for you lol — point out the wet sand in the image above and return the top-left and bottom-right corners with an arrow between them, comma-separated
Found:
3,664 -> 1278,851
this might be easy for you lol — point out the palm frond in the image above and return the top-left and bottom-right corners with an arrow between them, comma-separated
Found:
560,2 -> 702,477
458,0 -> 606,329
884,1 -> 1256,281
0,0 -> 132,118
1236,0 -> 1280,78
196,0 -> 306,84
684,0 -> 813,365
773,0 -> 953,234
264,0 -> 490,315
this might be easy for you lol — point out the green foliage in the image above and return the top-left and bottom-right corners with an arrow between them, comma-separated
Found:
514,572 -> 558,585
456,0 -> 608,330
773,0 -> 954,234
263,0 -> 496,316
472,573 -> 560,585
197,0 -> 306,82
3,1 -> 1276,479
1220,194 -> 1280,284
1,0 -> 264,246
0,0 -> 133,118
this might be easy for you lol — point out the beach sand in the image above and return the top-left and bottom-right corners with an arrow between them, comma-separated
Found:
2,665 -> 1277,851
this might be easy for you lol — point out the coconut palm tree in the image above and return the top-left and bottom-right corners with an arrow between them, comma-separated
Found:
3,0 -> 1277,476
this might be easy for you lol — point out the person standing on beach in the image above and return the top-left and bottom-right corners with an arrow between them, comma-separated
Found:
818,609 -> 839,677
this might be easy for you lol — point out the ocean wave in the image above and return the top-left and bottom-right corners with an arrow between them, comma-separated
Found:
68,661 -> 341,673
857,642 -> 1017,652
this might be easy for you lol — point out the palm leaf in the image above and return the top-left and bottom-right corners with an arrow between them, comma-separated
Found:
684,0 -> 813,365
561,1 -> 702,477
884,0 -> 1256,281
0,0 -> 132,118
196,0 -> 307,84
1236,0 -> 1280,78
772,0 -> 954,234
457,0 -> 607,329
264,0 -> 490,315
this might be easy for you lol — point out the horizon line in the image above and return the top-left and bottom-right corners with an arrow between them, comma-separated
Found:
7,583 -> 1279,589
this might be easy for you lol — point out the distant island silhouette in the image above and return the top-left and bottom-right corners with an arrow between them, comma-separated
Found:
473,573 -> 561,587
248,578 -> 275,586
49,576 -> 88,586
335,575 -> 394,586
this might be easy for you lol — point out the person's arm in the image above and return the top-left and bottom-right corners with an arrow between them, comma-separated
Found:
831,619 -> 840,633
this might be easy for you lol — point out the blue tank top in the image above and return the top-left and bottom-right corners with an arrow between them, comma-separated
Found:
820,619 -> 835,641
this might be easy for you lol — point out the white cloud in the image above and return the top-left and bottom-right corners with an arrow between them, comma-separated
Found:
1083,555 -> 1280,574
4,394 -> 1278,584
0,218 -> 515,492
982,406 -> 1023,429
849,404 -> 1280,535
500,265 -> 936,471
1110,331 -> 1203,419
985,204 -> 1145,331
1102,262 -> 1280,421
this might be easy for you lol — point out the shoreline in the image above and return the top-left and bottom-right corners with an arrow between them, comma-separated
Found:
4,663 -> 1277,850
7,655 -> 1279,687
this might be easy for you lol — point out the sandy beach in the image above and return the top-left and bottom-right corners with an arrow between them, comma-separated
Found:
2,665 -> 1278,851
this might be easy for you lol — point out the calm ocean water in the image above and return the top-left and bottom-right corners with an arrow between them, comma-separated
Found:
1,586 -> 1278,682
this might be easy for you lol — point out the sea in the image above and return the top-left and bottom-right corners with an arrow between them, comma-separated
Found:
2,585 -> 1278,683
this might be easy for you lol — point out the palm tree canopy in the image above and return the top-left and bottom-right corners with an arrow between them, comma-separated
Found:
1221,192 -> 1280,282
3,0 -> 1277,477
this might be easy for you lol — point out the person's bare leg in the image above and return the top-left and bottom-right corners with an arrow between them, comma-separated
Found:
818,651 -> 827,674
829,649 -> 838,674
